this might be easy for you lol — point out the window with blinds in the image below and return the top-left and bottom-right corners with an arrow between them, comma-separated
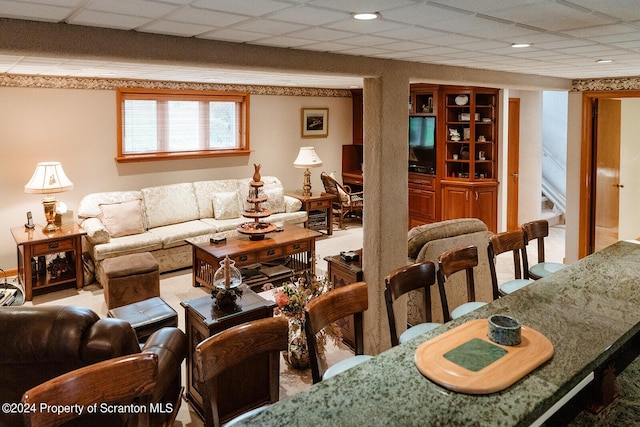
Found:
116,88 -> 250,162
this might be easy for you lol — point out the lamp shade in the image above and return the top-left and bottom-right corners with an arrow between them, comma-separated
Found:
293,147 -> 323,168
24,162 -> 74,194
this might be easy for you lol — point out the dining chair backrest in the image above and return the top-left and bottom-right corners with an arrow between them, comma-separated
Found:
22,353 -> 157,427
437,245 -> 479,322
522,219 -> 549,264
305,281 -> 368,383
488,230 -> 530,298
384,262 -> 438,347
194,316 -> 289,427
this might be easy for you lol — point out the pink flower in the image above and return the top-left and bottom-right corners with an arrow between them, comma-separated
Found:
274,290 -> 290,309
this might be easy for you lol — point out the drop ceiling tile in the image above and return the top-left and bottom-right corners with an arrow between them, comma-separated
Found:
299,41 -> 363,52
564,0 -> 640,21
338,46 -> 399,56
198,28 -> 266,43
267,5 -> 346,25
192,0 -> 292,16
325,17 -> 406,34
382,2 -> 471,26
166,6 -> 248,26
232,18 -> 306,35
0,0 -> 72,21
287,27 -> 356,42
377,40 -> 434,51
335,34 -> 397,47
83,0 -> 178,18
307,0 -> 415,13
67,10 -> 152,29
564,23 -> 639,38
139,19 -> 216,36
252,35 -> 317,48
374,26 -> 446,41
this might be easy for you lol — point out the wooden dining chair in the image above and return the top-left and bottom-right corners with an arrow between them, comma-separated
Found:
522,219 -> 566,279
385,262 -> 441,347
22,353 -> 157,427
194,316 -> 289,427
437,245 -> 487,322
488,230 -> 535,296
305,281 -> 372,383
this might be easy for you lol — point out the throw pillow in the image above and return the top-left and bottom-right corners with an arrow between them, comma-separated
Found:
99,199 -> 145,238
213,191 -> 241,219
264,187 -> 285,213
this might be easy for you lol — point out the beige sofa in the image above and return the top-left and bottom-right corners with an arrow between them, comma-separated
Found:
78,176 -> 307,283
407,218 -> 493,324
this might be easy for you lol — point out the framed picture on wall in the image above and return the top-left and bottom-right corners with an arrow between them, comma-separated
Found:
301,108 -> 329,138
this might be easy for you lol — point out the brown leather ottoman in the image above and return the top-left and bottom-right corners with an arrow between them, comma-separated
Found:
101,252 -> 159,309
108,297 -> 178,342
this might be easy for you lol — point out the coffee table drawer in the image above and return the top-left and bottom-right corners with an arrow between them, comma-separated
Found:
258,246 -> 285,261
286,240 -> 310,254
235,252 -> 258,264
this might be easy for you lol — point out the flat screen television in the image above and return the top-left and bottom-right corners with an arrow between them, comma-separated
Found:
408,116 -> 436,174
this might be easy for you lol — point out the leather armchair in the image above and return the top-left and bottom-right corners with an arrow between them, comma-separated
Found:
0,305 -> 187,427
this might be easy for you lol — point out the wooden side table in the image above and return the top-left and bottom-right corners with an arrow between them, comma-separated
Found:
324,250 -> 363,349
10,224 -> 86,301
181,289 -> 276,423
285,192 -> 334,235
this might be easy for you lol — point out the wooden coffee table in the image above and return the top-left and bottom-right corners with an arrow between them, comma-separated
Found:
187,225 -> 322,291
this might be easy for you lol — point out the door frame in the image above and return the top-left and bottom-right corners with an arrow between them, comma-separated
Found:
579,90 -> 640,257
507,98 -> 520,230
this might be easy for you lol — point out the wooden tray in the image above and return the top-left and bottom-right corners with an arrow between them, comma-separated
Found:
415,319 -> 554,394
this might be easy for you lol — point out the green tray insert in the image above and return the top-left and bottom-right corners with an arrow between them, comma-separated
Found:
443,338 -> 508,372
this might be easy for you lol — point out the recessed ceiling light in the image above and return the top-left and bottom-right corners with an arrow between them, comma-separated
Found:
596,59 -> 613,64
511,43 -> 531,48
353,12 -> 379,21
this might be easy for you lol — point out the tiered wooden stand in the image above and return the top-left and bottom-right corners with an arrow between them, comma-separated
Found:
237,164 -> 276,240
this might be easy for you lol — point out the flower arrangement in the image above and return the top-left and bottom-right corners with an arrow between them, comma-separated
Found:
263,271 -> 340,369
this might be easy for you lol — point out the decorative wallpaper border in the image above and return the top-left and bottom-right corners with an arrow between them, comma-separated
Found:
0,73 -> 352,97
572,76 -> 640,92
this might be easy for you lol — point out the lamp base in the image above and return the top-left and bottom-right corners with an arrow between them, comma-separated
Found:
301,168 -> 312,197
42,197 -> 58,232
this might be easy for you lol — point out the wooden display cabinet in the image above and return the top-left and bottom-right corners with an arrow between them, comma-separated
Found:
342,144 -> 363,189
408,173 -> 438,228
441,182 -> 498,232
441,87 -> 498,181
439,86 -> 499,232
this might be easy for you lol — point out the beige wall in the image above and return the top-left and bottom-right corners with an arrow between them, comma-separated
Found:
0,86 -> 352,269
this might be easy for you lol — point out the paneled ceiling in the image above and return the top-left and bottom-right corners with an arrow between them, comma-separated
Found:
1,0 -> 640,88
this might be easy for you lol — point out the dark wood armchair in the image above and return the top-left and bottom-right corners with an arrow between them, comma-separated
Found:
320,172 -> 363,229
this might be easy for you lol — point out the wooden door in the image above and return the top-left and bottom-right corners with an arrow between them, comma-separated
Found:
593,99 -> 621,252
507,98 -> 520,230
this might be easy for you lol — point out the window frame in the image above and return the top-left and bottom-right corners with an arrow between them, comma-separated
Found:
116,87 -> 250,162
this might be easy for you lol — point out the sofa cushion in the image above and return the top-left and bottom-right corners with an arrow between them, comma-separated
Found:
78,191 -> 144,219
200,217 -> 247,232
265,187 -> 285,213
99,199 -> 145,238
407,218 -> 488,259
213,191 -> 242,220
193,179 -> 241,219
92,232 -> 163,261
148,220 -> 217,249
142,183 -> 199,229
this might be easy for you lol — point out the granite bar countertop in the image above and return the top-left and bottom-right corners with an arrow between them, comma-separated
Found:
236,240 -> 640,427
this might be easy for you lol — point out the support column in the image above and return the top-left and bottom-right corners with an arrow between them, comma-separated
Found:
362,74 -> 409,355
